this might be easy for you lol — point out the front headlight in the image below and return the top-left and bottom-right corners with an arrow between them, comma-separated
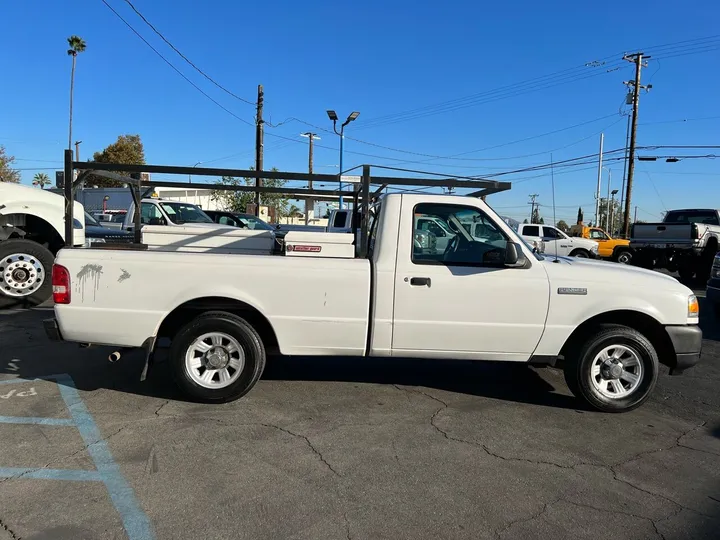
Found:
688,295 -> 699,318
590,243 -> 598,252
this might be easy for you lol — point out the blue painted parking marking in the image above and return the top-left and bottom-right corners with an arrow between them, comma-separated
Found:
0,467 -> 103,481
0,374 -> 155,540
0,415 -> 75,426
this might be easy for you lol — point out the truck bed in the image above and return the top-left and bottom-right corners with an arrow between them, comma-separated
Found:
55,247 -> 370,354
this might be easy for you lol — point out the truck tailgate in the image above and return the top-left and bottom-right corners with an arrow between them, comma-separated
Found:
631,223 -> 694,245
53,248 -> 371,355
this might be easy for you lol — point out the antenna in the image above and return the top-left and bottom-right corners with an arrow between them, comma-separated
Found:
551,153 -> 559,263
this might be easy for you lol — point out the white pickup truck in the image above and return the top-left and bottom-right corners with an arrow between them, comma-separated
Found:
45,193 -> 702,413
1,183 -> 85,308
517,223 -> 599,258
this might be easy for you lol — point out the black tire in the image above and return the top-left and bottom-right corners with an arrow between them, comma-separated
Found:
569,248 -> 590,258
0,239 -> 54,310
169,311 -> 266,403
563,324 -> 659,413
678,267 -> 695,282
615,250 -> 633,265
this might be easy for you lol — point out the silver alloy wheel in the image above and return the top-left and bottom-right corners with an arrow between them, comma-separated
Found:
1,253 -> 45,297
185,332 -> 245,389
590,344 -> 643,399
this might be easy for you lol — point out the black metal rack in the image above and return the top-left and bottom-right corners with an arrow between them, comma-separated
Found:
62,149 -> 511,257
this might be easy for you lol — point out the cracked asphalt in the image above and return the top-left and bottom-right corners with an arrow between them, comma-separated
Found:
0,293 -> 719,540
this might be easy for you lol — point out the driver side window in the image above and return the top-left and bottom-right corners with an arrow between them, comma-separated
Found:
412,203 -> 507,266
140,203 -> 163,224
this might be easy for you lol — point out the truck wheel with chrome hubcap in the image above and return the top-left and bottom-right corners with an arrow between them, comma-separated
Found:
170,311 -> 266,402
563,325 -> 659,413
0,239 -> 54,309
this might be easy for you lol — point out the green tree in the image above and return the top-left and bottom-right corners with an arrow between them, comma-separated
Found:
212,167 -> 289,221
597,197 -> 624,235
556,219 -> 569,232
67,35 -> 86,149
0,145 -> 21,183
538,216 -> 545,224
522,218 -> 528,224
32,172 -> 51,189
88,134 -> 146,187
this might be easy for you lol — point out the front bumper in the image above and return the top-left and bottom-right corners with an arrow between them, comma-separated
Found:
44,318 -> 62,342
665,325 -> 702,375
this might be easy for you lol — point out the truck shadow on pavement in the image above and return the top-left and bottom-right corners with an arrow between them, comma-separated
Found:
0,309 -> 586,410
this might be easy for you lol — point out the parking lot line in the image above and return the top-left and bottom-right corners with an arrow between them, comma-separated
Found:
0,373 -> 155,540
0,415 -> 75,426
0,467 -> 103,481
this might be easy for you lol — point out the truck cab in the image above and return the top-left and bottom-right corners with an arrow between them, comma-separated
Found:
570,225 -> 633,264
517,223 -> 598,258
123,196 -> 233,231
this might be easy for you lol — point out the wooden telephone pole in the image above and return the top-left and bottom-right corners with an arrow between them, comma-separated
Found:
301,132 -> 319,225
254,84 -> 264,217
622,53 -> 650,238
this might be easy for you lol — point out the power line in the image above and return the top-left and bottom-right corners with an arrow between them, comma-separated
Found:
100,0 -> 254,126
120,0 -> 256,106
354,34 -> 720,131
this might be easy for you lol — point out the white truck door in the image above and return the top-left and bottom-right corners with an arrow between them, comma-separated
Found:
391,201 -> 550,360
541,226 -> 572,256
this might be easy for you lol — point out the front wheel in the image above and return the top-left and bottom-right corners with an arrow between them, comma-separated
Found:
569,248 -> 590,258
563,325 -> 659,413
615,250 -> 633,265
169,311 -> 266,403
0,239 -> 55,309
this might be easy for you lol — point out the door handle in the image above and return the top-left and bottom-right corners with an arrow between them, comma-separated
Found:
410,277 -> 431,287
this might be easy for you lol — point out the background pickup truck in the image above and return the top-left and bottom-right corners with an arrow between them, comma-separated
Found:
517,223 -> 599,258
569,225 -> 633,264
46,193 -> 702,413
630,208 -> 720,281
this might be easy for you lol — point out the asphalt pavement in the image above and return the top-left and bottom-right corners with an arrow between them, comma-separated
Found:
0,285 -> 719,540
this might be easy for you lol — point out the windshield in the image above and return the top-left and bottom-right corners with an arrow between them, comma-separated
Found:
84,211 -> 101,227
236,215 -> 274,230
159,202 -> 214,224
664,210 -> 719,225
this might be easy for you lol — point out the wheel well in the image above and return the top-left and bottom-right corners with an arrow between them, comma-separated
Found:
569,247 -> 589,255
4,214 -> 64,254
559,310 -> 674,368
156,297 -> 280,354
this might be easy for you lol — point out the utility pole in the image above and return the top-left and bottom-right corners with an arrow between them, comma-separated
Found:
75,140 -> 83,189
528,194 -> 539,223
622,53 -> 650,238
301,132 -> 319,225
618,112 -> 631,231
634,206 -> 638,223
594,133 -> 604,227
254,84 -> 264,217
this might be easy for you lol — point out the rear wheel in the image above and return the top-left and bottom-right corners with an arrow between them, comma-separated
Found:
563,325 -> 659,413
570,248 -> 590,258
0,239 -> 54,309
169,311 -> 266,403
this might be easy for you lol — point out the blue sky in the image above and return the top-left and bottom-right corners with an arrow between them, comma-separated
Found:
2,0 -> 718,225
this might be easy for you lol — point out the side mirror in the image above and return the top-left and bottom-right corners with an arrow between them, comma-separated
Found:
148,217 -> 166,226
276,224 -> 281,230
504,242 -> 527,268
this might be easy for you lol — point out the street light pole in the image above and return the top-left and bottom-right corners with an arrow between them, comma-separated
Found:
603,167 -> 612,230
327,110 -> 360,210
190,161 -> 201,183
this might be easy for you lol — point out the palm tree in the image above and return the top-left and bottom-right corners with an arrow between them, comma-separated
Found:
32,173 -> 51,189
67,35 -> 86,151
